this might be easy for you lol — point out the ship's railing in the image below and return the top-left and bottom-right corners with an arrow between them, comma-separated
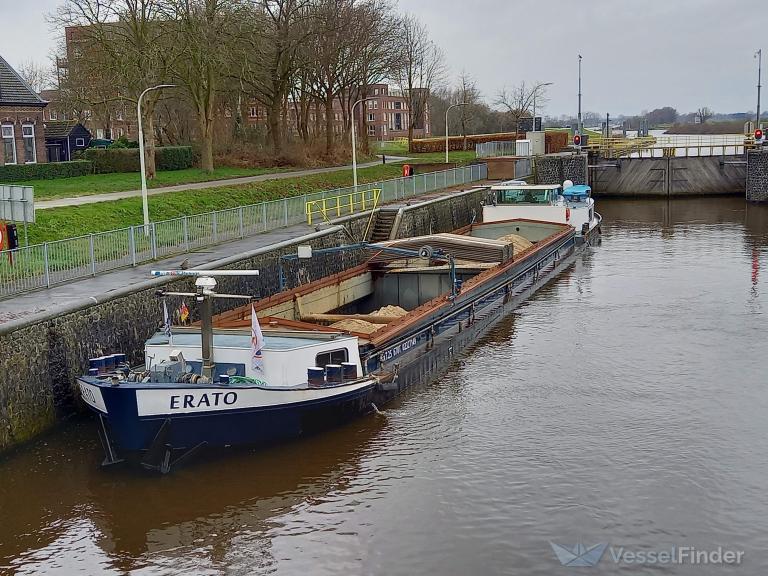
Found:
0,163 -> 488,299
306,188 -> 381,225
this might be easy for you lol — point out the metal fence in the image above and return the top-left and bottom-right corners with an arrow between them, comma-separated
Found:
0,164 -> 488,298
476,141 -> 519,158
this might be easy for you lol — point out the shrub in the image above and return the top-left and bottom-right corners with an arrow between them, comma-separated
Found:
0,160 -> 93,183
83,146 -> 194,173
157,146 -> 194,171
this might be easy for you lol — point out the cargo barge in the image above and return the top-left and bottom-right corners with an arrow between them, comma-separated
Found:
77,214 -> 595,472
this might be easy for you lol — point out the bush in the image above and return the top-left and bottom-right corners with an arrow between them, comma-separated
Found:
83,146 -> 194,173
0,160 -> 93,183
157,146 -> 194,171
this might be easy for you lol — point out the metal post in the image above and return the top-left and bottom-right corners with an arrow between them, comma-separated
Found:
352,97 -> 376,192
578,55 -> 583,136
262,203 -> 268,231
283,199 -> 289,226
137,84 -> 176,236
445,103 -> 468,163
239,206 -> 244,238
183,216 -> 190,251
43,242 -> 50,288
89,233 -> 96,276
212,211 -> 218,243
200,294 -> 214,380
129,226 -> 136,266
757,49 -> 763,129
151,222 -> 157,259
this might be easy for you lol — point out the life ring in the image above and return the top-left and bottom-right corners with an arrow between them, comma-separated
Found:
566,207 -> 571,222
403,164 -> 411,177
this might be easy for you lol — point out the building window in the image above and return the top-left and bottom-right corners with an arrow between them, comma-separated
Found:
367,101 -> 373,110
96,128 -> 104,139
374,88 -> 379,95
373,101 -> 378,109
75,137 -> 85,147
315,348 -> 348,369
49,110 -> 58,121
116,110 -> 124,121
395,101 -> 402,110
367,125 -> 376,136
1,125 -> 16,165
367,113 -> 375,122
249,106 -> 258,118
117,128 -> 124,138
22,125 -> 36,163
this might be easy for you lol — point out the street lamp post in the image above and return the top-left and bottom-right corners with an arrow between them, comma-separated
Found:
532,82 -> 553,131
138,84 -> 176,235
756,49 -> 762,129
445,102 -> 468,163
351,97 -> 377,191
577,55 -> 583,136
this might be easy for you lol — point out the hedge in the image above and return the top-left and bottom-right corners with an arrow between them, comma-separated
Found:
83,146 -> 194,174
0,160 -> 93,183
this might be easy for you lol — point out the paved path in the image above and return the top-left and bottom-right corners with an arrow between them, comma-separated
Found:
37,156 -> 410,210
0,181 -> 479,326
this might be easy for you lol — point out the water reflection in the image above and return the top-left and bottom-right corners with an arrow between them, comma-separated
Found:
1,197 -> 767,575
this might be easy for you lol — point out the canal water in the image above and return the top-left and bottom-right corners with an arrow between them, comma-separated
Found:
1,197 -> 767,575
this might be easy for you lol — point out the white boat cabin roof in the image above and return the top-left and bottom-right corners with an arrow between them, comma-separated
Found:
146,330 -> 356,351
490,183 -> 560,190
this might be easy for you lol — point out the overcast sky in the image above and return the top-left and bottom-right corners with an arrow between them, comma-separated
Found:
0,0 -> 764,116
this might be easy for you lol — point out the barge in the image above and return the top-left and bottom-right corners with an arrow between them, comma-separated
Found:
78,214 -> 596,472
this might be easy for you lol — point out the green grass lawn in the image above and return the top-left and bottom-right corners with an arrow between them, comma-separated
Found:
23,166 -> 292,200
27,162 -> 413,244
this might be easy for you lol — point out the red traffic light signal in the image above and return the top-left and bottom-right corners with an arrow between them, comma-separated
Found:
756,129 -> 764,142
573,134 -> 582,146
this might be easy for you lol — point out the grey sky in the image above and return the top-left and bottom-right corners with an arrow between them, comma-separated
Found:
1,0 -> 764,116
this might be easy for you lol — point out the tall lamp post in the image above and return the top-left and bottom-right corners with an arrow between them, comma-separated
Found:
445,102 -> 468,163
577,55 -> 583,136
532,82 -> 553,131
351,97 -> 377,192
756,49 -> 762,129
138,84 -> 176,234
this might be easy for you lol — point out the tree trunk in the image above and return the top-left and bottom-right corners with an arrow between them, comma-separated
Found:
145,110 -> 157,180
199,110 -> 214,173
325,96 -> 335,157
267,98 -> 283,155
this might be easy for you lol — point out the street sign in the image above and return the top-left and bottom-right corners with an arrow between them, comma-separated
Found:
0,185 -> 35,223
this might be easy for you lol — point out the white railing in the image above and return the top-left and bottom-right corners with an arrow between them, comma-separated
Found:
476,141 -> 518,158
0,164 -> 489,298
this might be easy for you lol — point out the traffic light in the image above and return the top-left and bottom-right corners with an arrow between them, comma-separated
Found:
755,129 -> 764,144
573,134 -> 582,147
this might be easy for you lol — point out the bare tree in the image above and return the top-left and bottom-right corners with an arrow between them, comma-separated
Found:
495,81 -> 541,134
17,60 -> 52,93
50,0 -> 179,178
697,107 -> 714,124
393,13 -> 446,151
454,71 -> 480,149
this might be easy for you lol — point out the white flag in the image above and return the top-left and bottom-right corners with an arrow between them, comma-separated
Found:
163,300 -> 172,340
251,304 -> 265,373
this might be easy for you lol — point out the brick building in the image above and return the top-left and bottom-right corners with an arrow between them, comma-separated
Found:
0,54 -> 48,166
359,83 -> 430,141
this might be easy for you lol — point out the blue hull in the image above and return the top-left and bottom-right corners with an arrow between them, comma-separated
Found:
79,381 -> 377,452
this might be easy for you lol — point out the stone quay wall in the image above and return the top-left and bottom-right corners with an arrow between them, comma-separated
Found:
0,189 -> 480,453
535,154 -> 588,186
747,149 -> 768,202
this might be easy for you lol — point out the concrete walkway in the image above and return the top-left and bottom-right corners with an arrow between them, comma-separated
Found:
37,156 -> 410,210
0,181 -> 480,326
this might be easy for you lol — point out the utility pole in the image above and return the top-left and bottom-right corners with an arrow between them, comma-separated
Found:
445,102 -> 468,163
578,55 -> 583,136
756,49 -> 763,129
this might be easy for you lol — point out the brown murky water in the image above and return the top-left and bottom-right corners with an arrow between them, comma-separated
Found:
1,197 -> 767,575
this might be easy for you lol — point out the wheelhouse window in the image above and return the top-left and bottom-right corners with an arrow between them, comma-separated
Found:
495,188 -> 555,205
2,125 -> 16,164
315,348 -> 348,369
22,125 -> 36,163
75,137 -> 85,147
